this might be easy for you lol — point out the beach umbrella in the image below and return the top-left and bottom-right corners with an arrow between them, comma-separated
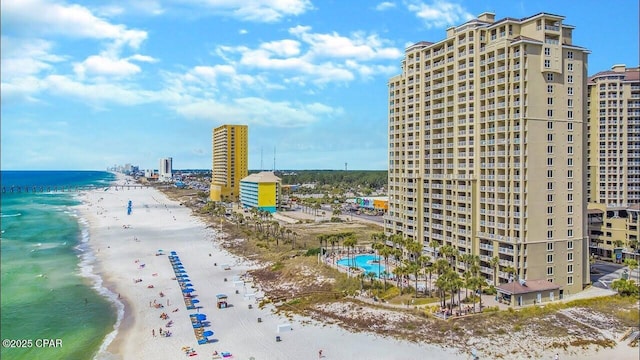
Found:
203,330 -> 214,337
184,283 -> 193,287
179,278 -> 191,282
182,288 -> 195,293
171,251 -> 177,255
192,299 -> 200,303
176,269 -> 187,273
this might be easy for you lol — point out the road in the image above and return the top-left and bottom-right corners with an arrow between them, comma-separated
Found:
590,261 -> 639,289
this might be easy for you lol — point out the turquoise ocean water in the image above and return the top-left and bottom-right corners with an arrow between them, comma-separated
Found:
1,171 -> 119,360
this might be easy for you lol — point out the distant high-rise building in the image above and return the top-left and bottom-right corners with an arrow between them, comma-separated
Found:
159,157 -> 172,182
211,125 -> 248,202
386,12 -> 591,297
586,65 -> 640,262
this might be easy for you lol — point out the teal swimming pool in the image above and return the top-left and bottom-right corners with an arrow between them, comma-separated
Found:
337,254 -> 386,278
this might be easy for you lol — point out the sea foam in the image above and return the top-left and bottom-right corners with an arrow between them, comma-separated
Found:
75,213 -> 124,360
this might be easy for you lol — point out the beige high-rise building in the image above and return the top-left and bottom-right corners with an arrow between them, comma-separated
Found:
587,65 -> 640,206
386,12 -> 590,296
586,65 -> 640,262
210,125 -> 248,202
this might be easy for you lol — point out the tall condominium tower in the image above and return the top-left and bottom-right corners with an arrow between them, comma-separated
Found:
210,125 -> 248,202
586,65 -> 640,262
587,65 -> 640,207
159,157 -> 172,182
386,12 -> 590,295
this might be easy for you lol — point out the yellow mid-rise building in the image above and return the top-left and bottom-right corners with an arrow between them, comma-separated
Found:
386,11 -> 591,296
210,125 -> 248,202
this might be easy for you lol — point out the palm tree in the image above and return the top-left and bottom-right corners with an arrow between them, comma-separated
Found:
416,254 -> 431,296
366,271 -> 377,287
330,236 -> 341,262
503,265 -> 517,306
406,240 -> 423,263
429,240 -> 440,258
343,235 -> 357,270
624,258 -> 639,284
393,264 -> 407,294
379,246 -> 393,291
440,245 -> 457,267
489,256 -> 500,287
424,263 -> 434,297
372,242 -> 385,279
317,234 -> 327,256
403,261 -> 420,298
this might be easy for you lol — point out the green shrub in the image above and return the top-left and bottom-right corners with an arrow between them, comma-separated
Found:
305,248 -> 321,256
483,285 -> 497,295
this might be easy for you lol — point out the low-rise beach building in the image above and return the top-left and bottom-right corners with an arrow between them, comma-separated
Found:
240,171 -> 281,213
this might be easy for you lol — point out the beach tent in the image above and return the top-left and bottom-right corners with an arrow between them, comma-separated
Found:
276,323 -> 292,333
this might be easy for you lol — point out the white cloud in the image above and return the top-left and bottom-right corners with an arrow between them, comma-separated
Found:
128,54 -> 159,63
174,97 -> 342,127
43,75 -> 160,106
2,0 -> 147,49
375,2 -> 396,11
179,0 -> 312,22
260,39 -> 301,57
74,55 -> 142,78
406,0 -> 474,28
0,37 -> 65,79
289,26 -> 402,61
239,29 -> 249,35
215,26 -> 402,85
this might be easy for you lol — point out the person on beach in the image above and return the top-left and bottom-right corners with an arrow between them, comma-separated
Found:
152,329 -> 155,337
318,349 -> 323,358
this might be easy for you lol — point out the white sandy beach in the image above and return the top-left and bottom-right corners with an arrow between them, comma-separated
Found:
77,175 -> 638,360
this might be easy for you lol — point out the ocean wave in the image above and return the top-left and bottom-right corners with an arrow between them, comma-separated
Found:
74,213 -> 124,360
0,213 -> 22,218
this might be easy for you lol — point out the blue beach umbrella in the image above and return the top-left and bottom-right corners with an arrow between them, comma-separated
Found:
184,283 -> 193,287
203,330 -> 214,337
182,288 -> 195,293
192,299 -> 200,303
196,314 -> 206,320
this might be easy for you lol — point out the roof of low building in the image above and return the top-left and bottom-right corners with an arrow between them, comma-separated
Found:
241,171 -> 281,184
497,279 -> 560,295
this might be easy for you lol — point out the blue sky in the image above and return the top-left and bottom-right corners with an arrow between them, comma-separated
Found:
1,0 -> 638,171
